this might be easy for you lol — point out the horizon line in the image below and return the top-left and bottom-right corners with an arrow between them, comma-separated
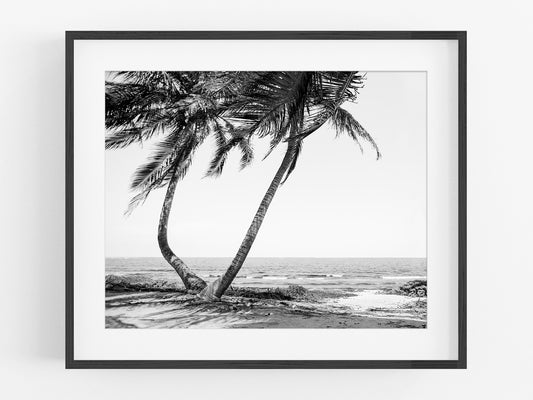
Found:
105,255 -> 427,259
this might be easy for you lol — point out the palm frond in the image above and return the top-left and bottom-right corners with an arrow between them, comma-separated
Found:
225,72 -> 312,139
281,140 -> 303,184
330,107 -> 381,159
105,118 -> 170,150
238,137 -> 254,169
262,133 -> 285,160
125,129 -> 199,216
205,134 -> 251,177
125,152 -> 194,216
114,71 -> 188,95
197,71 -> 256,103
287,72 -> 366,143
105,82 -> 187,150
129,132 -> 181,191
105,82 -> 170,126
205,141 -> 232,177
316,72 -> 365,104
204,118 -> 234,177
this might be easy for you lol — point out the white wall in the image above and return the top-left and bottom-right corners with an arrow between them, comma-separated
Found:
1,0 -> 532,398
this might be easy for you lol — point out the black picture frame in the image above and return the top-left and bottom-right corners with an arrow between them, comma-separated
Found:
66,30 -> 466,369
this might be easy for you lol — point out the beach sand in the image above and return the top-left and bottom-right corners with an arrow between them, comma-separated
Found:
105,283 -> 427,329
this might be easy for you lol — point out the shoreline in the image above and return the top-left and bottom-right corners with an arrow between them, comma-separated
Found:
105,278 -> 427,329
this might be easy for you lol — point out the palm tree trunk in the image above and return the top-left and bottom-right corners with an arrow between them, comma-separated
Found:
209,142 -> 298,299
158,168 -> 207,291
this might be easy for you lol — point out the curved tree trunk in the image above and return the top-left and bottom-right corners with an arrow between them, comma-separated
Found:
199,142 -> 298,300
158,168 -> 207,292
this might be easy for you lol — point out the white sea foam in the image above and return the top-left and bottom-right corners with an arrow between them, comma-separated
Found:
381,276 -> 426,280
332,290 -> 419,310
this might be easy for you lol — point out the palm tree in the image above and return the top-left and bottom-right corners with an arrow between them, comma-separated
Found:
199,72 -> 381,299
105,71 -> 255,291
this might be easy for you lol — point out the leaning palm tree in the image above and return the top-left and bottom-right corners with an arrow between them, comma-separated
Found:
106,71 -> 255,291
199,72 -> 381,299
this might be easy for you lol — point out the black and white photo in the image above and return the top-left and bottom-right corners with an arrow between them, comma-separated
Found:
104,70 -> 428,329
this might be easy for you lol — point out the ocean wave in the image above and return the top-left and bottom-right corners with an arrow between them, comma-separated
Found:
381,276 -> 427,280
261,276 -> 288,280
244,274 -> 344,280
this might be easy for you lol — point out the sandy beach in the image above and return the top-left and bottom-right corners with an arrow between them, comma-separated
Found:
105,275 -> 427,329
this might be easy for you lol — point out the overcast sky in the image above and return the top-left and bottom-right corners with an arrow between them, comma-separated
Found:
105,72 -> 426,258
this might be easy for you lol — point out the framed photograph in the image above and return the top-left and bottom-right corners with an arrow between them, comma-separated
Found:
66,31 -> 466,368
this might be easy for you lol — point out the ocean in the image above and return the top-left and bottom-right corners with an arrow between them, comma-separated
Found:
105,257 -> 426,292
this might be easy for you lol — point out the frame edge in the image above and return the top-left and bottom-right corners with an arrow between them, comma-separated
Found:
65,30 -> 467,369
457,30 -> 467,369
65,31 -> 75,369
